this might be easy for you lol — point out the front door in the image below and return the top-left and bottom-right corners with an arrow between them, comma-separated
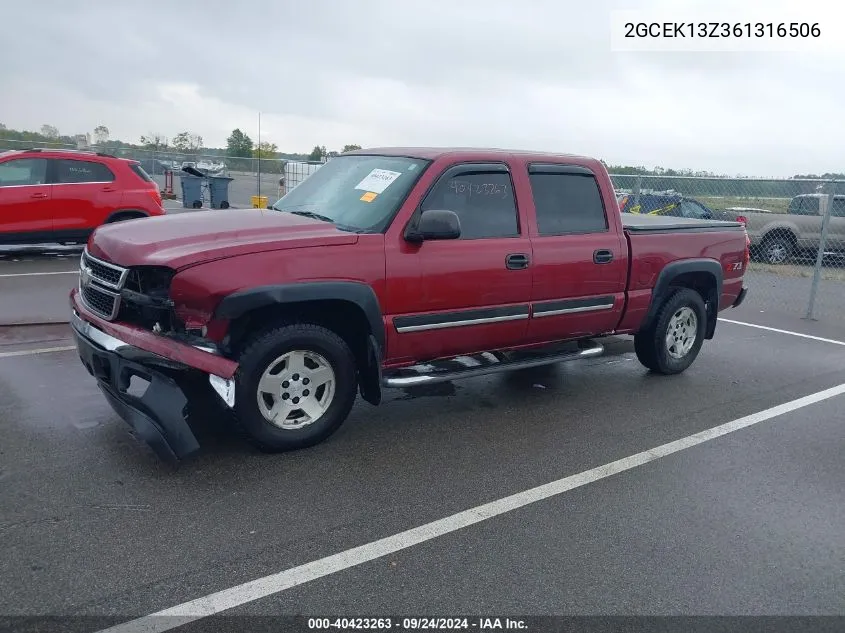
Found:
0,157 -> 52,241
385,162 -> 533,363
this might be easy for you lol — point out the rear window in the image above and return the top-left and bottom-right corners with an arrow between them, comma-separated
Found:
788,196 -> 819,216
130,163 -> 154,182
56,159 -> 115,183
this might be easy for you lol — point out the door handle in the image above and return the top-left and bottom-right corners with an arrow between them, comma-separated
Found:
593,249 -> 614,264
506,253 -> 530,270
102,186 -> 116,192
30,192 -> 48,199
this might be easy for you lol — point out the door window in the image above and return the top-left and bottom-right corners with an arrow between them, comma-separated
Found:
679,200 -> 712,219
420,168 -> 519,239
0,158 -> 48,186
528,170 -> 608,235
55,159 -> 115,183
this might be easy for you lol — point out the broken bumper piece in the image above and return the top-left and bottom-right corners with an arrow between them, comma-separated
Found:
70,308 -> 236,462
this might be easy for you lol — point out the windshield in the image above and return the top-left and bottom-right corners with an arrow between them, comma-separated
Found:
271,155 -> 430,232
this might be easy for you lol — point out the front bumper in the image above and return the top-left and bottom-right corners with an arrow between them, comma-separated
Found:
70,291 -> 237,462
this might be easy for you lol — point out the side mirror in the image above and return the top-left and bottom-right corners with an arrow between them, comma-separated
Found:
406,209 -> 461,243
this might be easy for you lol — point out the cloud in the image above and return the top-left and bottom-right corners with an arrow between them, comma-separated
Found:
1,0 -> 842,176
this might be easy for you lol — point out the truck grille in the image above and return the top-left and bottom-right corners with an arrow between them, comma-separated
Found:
79,249 -> 128,321
82,284 -> 120,320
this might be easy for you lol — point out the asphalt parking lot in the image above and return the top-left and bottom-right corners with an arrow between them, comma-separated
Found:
1,255 -> 844,632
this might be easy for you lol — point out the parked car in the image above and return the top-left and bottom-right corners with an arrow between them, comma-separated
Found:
137,158 -> 171,177
0,148 -> 165,245
718,193 -> 845,264
69,147 -> 749,462
618,192 -> 716,220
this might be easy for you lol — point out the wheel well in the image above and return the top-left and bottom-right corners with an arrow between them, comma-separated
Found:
106,210 -> 147,223
668,271 -> 715,303
761,228 -> 797,246
224,299 -> 372,371
667,271 -> 718,338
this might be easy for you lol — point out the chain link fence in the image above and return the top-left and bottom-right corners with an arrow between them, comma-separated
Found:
613,174 -> 845,321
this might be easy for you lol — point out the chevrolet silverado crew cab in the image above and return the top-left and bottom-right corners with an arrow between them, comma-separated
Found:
69,147 -> 750,462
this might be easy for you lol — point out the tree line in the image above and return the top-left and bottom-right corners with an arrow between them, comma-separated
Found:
1,123 -> 842,183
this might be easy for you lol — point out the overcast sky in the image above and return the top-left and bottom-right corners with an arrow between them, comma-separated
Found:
1,0 -> 841,176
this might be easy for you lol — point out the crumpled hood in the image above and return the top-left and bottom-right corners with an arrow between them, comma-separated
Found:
86,209 -> 359,269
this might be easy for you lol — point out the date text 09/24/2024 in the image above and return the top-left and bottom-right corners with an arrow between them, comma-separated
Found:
307,617 -> 527,630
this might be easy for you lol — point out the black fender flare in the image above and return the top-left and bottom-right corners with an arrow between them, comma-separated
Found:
213,281 -> 386,353
214,281 -> 385,406
641,259 -> 723,339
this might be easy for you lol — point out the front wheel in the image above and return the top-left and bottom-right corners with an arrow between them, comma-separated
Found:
634,288 -> 706,375
232,323 -> 358,452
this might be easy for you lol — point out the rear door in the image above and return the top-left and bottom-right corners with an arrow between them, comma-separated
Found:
524,163 -> 628,343
51,158 -> 122,237
829,196 -> 845,250
788,196 -> 821,249
0,157 -> 52,240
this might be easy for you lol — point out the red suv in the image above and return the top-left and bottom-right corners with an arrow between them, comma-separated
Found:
0,148 -> 165,245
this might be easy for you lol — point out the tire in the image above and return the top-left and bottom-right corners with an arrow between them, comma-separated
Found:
107,212 -> 145,224
760,234 -> 793,265
220,201 -> 230,209
232,323 -> 358,452
192,200 -> 202,209
634,288 -> 707,375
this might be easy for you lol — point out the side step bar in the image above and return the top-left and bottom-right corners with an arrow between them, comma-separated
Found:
382,340 -> 604,388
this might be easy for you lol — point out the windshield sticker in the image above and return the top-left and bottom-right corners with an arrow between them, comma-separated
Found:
360,191 -> 378,203
354,169 -> 402,194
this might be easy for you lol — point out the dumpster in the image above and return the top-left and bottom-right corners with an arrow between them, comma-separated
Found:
208,175 -> 234,209
251,195 -> 268,209
179,173 -> 205,209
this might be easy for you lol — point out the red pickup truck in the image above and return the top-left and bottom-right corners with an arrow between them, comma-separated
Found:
69,147 -> 749,462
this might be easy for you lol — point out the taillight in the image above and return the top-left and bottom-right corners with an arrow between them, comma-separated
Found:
149,187 -> 162,207
743,232 -> 751,268
736,215 -> 748,226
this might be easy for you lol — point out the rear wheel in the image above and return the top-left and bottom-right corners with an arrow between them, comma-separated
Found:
634,288 -> 706,375
232,323 -> 358,452
760,234 -> 793,265
107,212 -> 145,223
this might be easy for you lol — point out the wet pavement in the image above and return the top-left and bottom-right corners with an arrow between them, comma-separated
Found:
1,257 -> 845,628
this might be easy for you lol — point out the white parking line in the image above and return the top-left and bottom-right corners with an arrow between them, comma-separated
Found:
96,382 -> 845,633
0,271 -> 77,278
718,317 -> 845,347
0,345 -> 76,359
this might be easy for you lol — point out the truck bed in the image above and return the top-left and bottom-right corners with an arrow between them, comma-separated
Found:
622,214 -> 744,233
616,213 -> 748,334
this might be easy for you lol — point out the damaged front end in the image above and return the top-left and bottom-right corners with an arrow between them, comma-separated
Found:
73,249 -> 237,461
